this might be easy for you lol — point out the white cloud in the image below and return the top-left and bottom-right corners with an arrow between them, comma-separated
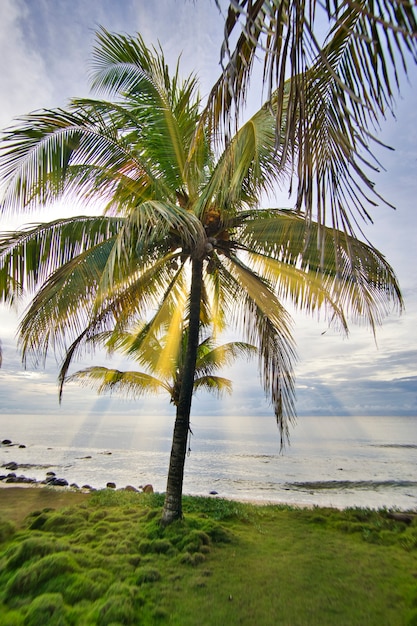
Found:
0,0 -> 55,127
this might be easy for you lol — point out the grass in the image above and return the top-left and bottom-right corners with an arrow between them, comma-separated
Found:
0,487 -> 416,625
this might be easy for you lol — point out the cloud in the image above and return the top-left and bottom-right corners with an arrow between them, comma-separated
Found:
294,377 -> 417,417
0,0 -> 55,127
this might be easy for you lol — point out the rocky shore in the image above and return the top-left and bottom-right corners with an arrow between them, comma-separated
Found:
0,438 -> 154,494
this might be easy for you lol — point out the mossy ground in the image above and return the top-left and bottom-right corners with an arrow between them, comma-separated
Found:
0,487 -> 416,625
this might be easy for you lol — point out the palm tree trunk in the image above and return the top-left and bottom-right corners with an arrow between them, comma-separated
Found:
161,255 -> 204,525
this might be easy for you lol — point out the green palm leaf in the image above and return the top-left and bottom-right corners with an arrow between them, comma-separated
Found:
238,208 -> 403,332
195,340 -> 257,377
209,1 -> 417,232
66,327 -> 255,408
90,28 -> 203,190
209,256 -> 297,440
0,217 -> 123,303
67,367 -> 171,398
193,376 -> 233,396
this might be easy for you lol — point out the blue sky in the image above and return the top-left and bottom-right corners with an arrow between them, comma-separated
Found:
0,0 -> 416,425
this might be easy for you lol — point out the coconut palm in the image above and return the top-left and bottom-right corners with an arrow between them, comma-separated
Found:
210,1 -> 417,235
0,29 -> 402,523
66,325 -> 257,408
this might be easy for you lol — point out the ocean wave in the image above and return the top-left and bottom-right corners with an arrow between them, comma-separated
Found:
1,462 -> 56,470
286,480 -> 417,492
234,454 -> 277,460
370,444 -> 417,449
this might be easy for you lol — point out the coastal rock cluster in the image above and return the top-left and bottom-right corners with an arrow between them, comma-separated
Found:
0,438 -> 153,494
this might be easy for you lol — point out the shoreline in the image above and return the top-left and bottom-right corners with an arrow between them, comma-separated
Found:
1,462 -> 416,512
2,432 -> 417,513
0,479 -> 308,507
1,481 -> 416,513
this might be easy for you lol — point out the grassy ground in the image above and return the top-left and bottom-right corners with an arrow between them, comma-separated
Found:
0,487 -> 416,625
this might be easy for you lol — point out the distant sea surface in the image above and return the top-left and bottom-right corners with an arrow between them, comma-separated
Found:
1,413 -> 416,510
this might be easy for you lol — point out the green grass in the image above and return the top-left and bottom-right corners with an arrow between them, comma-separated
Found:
0,487 -> 416,625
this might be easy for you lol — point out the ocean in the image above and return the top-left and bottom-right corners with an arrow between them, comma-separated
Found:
0,413 -> 416,510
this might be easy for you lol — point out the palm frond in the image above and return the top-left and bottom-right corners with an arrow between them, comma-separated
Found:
90,28 -> 203,189
193,375 -> 233,396
112,264 -> 188,371
0,217 -> 123,304
208,1 -> 417,232
19,241 -> 184,367
57,265 -> 187,399
247,252 -> 348,333
137,277 -> 188,380
211,255 -> 297,444
65,326 -> 251,407
212,1 -> 417,132
198,97 -> 292,215
239,208 -> 403,333
0,106 -> 151,212
195,341 -> 257,377
0,87 -> 201,216
67,366 -> 171,398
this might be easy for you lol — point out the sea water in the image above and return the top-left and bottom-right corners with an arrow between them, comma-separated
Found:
0,413 -> 416,510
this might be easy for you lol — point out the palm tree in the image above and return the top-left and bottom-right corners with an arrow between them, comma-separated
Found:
65,325 -> 257,409
0,29 -> 402,523
210,1 -> 417,236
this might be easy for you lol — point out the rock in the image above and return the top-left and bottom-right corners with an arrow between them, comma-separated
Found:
1,439 -> 12,446
142,484 -> 154,494
124,485 -> 138,492
81,484 -> 93,490
18,444 -> 26,449
44,476 -> 68,487
3,462 -> 18,471
70,483 -> 79,489
46,471 -> 56,477
6,472 -> 16,479
13,475 -> 33,484
106,482 -> 116,489
52,478 -> 69,487
5,476 -> 17,483
209,490 -> 218,495
387,512 -> 417,525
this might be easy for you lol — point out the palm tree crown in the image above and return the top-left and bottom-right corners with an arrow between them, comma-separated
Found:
66,325 -> 257,407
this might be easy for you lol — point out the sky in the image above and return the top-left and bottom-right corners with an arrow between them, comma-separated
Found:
0,0 -> 416,428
